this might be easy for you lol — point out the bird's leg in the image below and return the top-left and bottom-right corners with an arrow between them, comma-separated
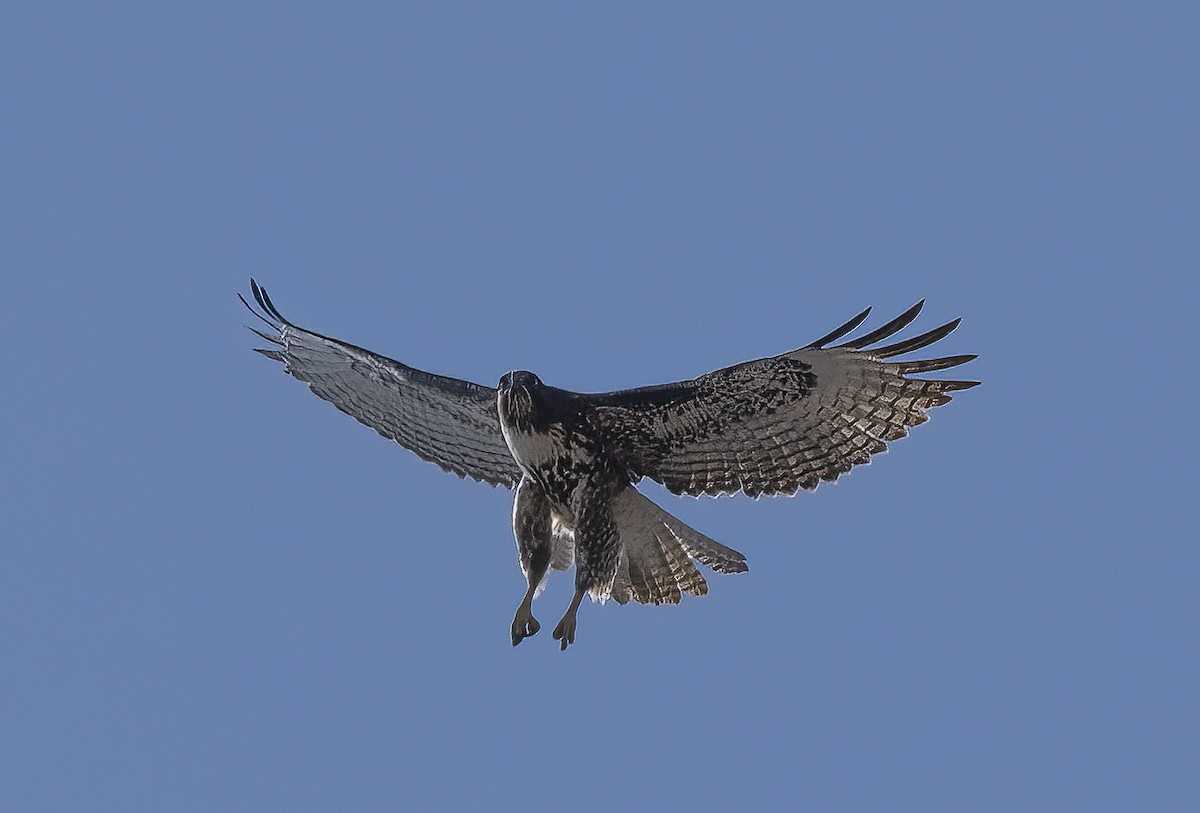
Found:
511,591 -> 540,646
552,481 -> 619,651
552,587 -> 585,651
512,477 -> 552,647
511,545 -> 549,646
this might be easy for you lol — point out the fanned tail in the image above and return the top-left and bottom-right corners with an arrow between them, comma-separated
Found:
606,487 -> 747,605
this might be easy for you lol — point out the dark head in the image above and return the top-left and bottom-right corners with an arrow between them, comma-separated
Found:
497,370 -> 544,430
498,370 -> 543,392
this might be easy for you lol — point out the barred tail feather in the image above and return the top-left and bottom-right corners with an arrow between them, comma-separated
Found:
607,488 -> 748,605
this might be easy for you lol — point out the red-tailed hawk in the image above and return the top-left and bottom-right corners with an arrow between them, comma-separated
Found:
242,280 -> 976,649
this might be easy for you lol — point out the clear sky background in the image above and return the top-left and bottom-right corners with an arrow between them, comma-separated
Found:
3,2 -> 1196,810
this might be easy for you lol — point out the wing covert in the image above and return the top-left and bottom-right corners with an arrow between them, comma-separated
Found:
241,280 -> 521,488
589,302 -> 977,498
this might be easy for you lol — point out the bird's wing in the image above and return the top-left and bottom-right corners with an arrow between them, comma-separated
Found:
241,280 -> 521,488
588,302 -> 978,498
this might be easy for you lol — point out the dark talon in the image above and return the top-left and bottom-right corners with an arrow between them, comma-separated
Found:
552,588 -> 583,650
511,604 -> 540,646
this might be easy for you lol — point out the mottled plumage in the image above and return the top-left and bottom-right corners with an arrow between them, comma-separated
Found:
241,281 -> 977,649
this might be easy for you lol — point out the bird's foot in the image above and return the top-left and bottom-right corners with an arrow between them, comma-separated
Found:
511,604 -> 540,646
552,609 -> 578,651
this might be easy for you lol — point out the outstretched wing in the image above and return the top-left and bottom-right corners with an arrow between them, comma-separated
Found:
241,280 -> 521,488
589,302 -> 977,498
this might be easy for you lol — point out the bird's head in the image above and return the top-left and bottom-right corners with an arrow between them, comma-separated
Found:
498,370 -> 543,391
497,370 -> 545,430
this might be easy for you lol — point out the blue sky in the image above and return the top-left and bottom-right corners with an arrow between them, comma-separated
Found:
2,2 -> 1196,810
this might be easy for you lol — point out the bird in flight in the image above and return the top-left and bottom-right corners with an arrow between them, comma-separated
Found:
241,280 -> 977,649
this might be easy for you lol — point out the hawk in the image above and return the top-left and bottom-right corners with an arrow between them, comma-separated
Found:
241,280 -> 977,649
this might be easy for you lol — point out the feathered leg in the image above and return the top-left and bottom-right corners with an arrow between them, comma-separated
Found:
511,477 -> 552,646
553,483 -> 621,651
